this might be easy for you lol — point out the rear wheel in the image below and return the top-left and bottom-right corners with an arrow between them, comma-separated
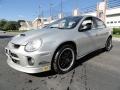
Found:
52,45 -> 76,74
105,37 -> 112,51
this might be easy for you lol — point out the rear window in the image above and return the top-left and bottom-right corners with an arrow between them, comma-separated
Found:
95,18 -> 106,28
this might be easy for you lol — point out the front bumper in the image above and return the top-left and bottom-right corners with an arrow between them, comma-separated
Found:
7,57 -> 51,73
5,44 -> 52,73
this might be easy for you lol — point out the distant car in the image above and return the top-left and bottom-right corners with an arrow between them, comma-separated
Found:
0,29 -> 6,37
5,16 -> 112,74
0,29 -> 6,35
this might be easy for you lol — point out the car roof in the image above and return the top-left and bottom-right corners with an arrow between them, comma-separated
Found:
64,15 -> 97,19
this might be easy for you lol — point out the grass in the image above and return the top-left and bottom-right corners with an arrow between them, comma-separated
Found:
112,34 -> 120,38
7,30 -> 28,32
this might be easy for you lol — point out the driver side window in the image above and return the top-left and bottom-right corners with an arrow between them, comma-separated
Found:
79,17 -> 95,31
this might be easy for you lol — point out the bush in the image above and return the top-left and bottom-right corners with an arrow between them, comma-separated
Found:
3,21 -> 19,31
0,19 -> 7,30
113,28 -> 120,35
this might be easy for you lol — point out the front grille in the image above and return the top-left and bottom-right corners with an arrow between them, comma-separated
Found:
11,58 -> 20,64
9,51 -> 18,58
5,49 -> 8,54
9,50 -> 20,64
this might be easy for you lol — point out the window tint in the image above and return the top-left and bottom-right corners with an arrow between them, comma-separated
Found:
95,18 -> 106,28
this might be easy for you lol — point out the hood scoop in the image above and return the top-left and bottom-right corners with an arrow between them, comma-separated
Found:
20,34 -> 26,37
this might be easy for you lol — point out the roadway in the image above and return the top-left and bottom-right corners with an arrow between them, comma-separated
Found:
0,34 -> 120,90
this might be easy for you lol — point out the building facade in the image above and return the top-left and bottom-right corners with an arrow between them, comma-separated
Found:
19,17 -> 55,30
85,7 -> 120,28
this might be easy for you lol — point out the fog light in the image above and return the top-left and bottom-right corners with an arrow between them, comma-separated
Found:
5,49 -> 8,54
27,57 -> 34,66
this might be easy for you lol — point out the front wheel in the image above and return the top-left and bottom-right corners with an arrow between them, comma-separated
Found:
52,45 -> 76,74
105,37 -> 112,51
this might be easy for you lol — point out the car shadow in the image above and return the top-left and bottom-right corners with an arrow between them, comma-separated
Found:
29,48 -> 105,77
73,48 -> 105,69
29,70 -> 56,77
0,35 -> 13,39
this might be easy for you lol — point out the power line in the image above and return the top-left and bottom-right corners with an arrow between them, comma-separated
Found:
38,0 -> 120,18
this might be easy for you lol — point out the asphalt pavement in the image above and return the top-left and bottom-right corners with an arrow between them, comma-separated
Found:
0,35 -> 120,90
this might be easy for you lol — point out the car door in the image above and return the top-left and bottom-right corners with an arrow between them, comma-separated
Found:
77,17 -> 97,57
93,17 -> 108,48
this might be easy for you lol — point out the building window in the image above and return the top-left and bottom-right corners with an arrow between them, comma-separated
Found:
114,21 -> 117,23
110,21 -> 113,24
118,21 -> 120,23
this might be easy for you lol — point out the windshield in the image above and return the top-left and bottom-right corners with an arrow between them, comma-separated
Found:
47,16 -> 83,29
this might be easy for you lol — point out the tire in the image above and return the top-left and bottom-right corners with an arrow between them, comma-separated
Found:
52,45 -> 76,74
105,37 -> 112,51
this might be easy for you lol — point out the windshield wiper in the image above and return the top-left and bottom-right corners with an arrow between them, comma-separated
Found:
58,27 -> 65,29
49,27 -> 68,29
49,27 -> 58,28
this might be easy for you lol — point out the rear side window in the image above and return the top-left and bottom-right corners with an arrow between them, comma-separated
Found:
95,18 -> 106,29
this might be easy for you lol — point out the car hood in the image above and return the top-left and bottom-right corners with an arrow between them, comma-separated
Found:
10,28 -> 60,45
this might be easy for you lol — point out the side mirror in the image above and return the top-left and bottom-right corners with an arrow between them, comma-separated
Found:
79,23 -> 92,32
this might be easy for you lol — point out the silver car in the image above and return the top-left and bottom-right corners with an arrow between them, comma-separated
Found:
5,16 -> 112,74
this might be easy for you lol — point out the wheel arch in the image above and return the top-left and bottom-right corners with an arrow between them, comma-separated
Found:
105,35 -> 112,51
54,41 -> 77,55
51,41 -> 77,70
105,35 -> 112,44
108,35 -> 112,38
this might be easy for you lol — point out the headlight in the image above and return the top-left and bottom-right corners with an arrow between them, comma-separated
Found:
25,39 -> 42,52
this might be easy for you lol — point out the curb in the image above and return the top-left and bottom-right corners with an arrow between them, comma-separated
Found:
113,37 -> 120,42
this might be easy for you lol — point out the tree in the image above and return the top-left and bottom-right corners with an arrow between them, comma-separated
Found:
3,21 -> 19,31
0,19 -> 7,30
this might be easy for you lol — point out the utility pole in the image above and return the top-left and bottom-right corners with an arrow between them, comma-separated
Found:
49,3 -> 53,18
38,5 -> 41,18
61,0 -> 63,14
49,3 -> 53,24
102,0 -> 107,22
37,5 -> 42,29
41,10 -> 44,18
96,0 -> 107,22
60,0 -> 63,18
